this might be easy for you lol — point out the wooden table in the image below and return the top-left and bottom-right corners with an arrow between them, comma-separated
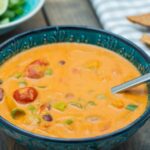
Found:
0,0 -> 150,150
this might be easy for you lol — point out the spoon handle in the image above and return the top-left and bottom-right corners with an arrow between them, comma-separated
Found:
111,73 -> 150,94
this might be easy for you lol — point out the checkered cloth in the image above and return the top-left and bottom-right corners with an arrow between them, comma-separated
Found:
90,0 -> 150,56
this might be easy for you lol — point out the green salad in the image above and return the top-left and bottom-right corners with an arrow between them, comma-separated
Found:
0,0 -> 26,25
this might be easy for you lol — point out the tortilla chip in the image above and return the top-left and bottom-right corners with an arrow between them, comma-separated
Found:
127,13 -> 150,27
141,34 -> 150,45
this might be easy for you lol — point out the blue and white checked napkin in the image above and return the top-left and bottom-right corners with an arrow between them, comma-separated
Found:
90,0 -> 150,56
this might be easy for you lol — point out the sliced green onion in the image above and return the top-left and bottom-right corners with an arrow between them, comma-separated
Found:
11,108 -> 25,119
54,102 -> 67,111
0,18 -> 10,24
9,0 -> 25,8
0,0 -> 26,25
14,7 -> 24,15
29,115 -> 41,124
87,101 -> 96,106
126,104 -> 138,111
14,73 -> 22,79
45,68 -> 53,76
70,102 -> 83,109
19,81 -> 27,87
64,119 -> 73,125
2,10 -> 15,19
86,115 -> 100,122
17,0 -> 26,6
28,105 -> 36,113
97,94 -> 106,100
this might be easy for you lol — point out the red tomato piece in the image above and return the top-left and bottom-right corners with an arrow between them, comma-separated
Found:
13,87 -> 38,104
25,60 -> 48,79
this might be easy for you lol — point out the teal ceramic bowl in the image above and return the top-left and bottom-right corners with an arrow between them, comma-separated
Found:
0,26 -> 150,150
0,0 -> 45,35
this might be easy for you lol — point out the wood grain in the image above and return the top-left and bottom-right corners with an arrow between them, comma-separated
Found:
44,0 -> 100,28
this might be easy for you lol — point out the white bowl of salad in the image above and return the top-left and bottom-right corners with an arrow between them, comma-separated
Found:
0,0 -> 45,35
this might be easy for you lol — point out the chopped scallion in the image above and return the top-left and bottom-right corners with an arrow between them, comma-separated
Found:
28,105 -> 36,113
97,94 -> 106,100
87,101 -> 96,106
70,102 -> 83,109
45,68 -> 53,76
29,115 -> 41,124
126,104 -> 138,111
11,108 -> 25,119
15,73 -> 22,79
19,81 -> 27,87
54,102 -> 67,111
64,119 -> 73,125
0,18 -> 10,24
14,7 -> 24,15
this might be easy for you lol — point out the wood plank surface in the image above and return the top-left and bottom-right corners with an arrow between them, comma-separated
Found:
0,0 -> 150,150
44,0 -> 100,28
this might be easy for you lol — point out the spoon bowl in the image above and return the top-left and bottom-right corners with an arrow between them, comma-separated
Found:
112,73 -> 150,94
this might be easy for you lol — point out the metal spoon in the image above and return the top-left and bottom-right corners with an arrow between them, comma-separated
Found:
111,73 -> 150,94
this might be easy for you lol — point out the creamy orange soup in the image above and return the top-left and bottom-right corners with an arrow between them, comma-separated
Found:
0,43 -> 147,138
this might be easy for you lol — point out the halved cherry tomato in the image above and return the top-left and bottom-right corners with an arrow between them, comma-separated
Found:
25,59 -> 48,79
13,87 -> 38,104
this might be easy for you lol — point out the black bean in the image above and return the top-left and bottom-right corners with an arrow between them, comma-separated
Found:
59,60 -> 66,65
42,114 -> 53,122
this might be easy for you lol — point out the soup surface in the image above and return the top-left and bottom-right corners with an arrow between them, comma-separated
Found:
0,43 -> 147,138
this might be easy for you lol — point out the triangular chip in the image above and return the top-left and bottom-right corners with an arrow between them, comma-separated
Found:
127,13 -> 150,27
141,34 -> 150,45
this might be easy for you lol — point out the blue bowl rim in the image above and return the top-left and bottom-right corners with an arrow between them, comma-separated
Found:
0,26 -> 150,143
